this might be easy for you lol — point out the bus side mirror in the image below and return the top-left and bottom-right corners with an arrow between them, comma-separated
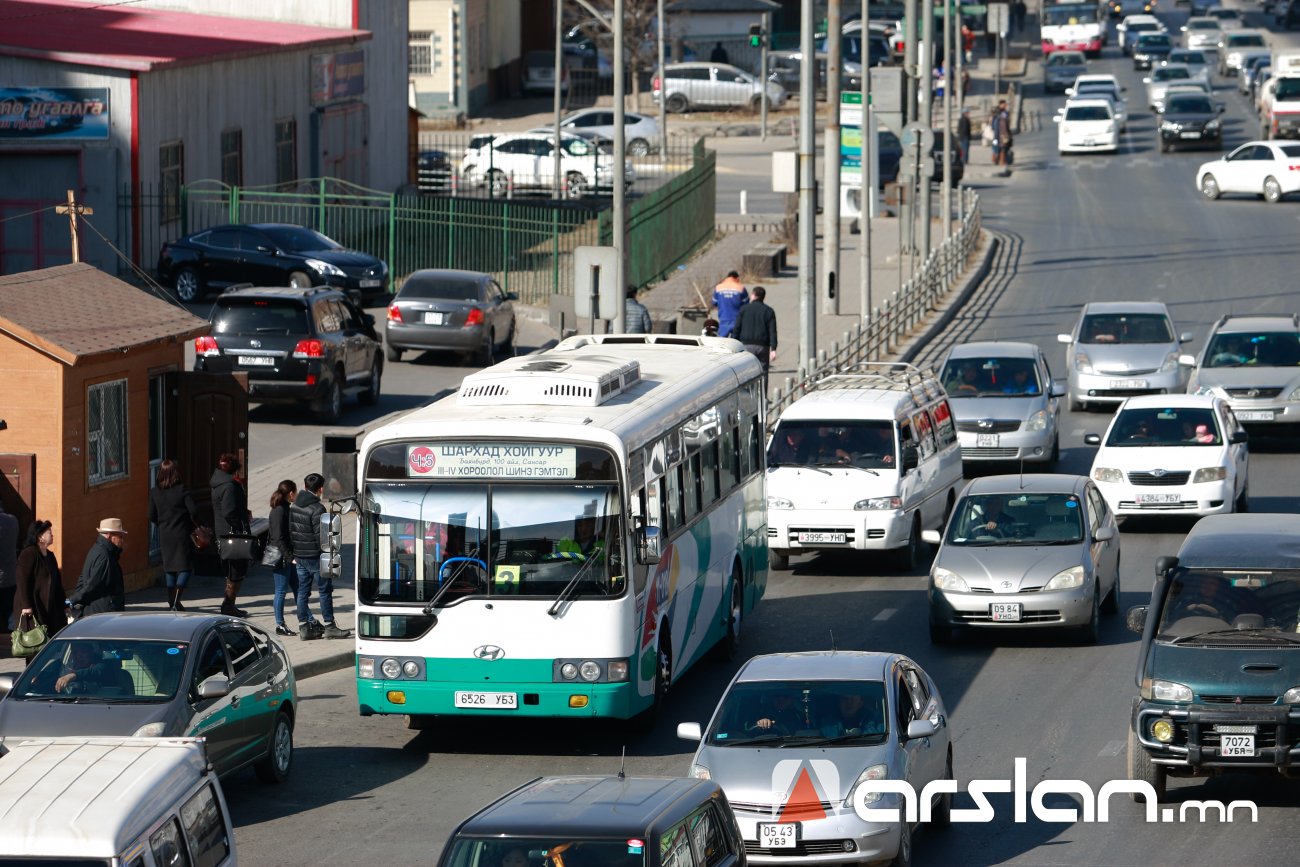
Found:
1155,555 -> 1179,577
638,523 -> 662,565
1126,606 -> 1147,634
320,513 -> 342,580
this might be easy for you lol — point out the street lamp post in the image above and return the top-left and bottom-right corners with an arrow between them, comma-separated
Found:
798,0 -> 817,373
612,0 -> 627,332
823,0 -> 842,316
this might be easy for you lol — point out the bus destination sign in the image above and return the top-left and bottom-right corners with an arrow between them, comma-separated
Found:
406,443 -> 577,479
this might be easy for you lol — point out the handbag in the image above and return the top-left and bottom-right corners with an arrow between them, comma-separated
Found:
191,523 -> 215,551
218,533 -> 258,561
11,613 -> 48,658
261,542 -> 284,568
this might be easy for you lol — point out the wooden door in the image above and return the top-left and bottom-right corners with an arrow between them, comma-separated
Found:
0,454 -> 35,535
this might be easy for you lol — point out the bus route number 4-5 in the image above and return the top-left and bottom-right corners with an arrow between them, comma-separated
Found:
454,691 -> 519,709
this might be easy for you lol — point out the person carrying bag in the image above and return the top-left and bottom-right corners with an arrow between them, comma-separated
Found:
14,519 -> 67,666
11,612 -> 47,658
211,453 -> 252,618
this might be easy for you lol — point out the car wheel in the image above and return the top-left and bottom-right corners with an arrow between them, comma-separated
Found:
500,321 -> 516,357
896,514 -> 924,572
716,572 -> 744,661
1200,173 -> 1220,200
1264,175 -> 1283,203
564,172 -> 587,199
931,751 -> 954,827
359,359 -> 381,406
1159,140 -> 1170,153
1050,434 -> 1061,465
288,271 -> 312,289
1236,482 -> 1250,513
628,137 -> 651,156
1102,555 -> 1121,614
1079,581 -> 1101,645
385,343 -> 403,363
1070,398 -> 1086,412
254,710 -> 293,784
665,93 -> 689,113
317,374 -> 343,423
173,266 -> 202,303
475,330 -> 495,367
891,818 -> 913,867
1128,723 -> 1167,801
486,169 -> 507,198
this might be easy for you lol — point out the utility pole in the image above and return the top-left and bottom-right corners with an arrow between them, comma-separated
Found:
553,0 -> 564,199
901,0 -> 917,257
56,189 -> 92,263
941,0 -> 953,240
860,0 -> 872,324
798,0 -> 817,373
822,0 -> 842,315
612,0 -> 627,332
919,0 -> 934,260
658,0 -> 668,158
760,11 -> 770,140
955,1 -> 965,223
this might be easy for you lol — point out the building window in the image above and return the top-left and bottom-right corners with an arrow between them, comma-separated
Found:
88,378 -> 129,485
275,119 -> 297,188
159,141 -> 183,224
409,31 -> 432,75
220,128 -> 242,187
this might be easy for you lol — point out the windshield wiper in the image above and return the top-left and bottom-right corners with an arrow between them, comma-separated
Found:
797,732 -> 885,747
548,549 -> 601,616
1172,627 -> 1300,645
771,463 -> 831,475
731,732 -> 791,746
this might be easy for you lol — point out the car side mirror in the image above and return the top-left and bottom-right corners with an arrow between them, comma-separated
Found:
1051,380 -> 1067,398
1178,354 -> 1197,367
257,245 -> 274,254
1065,87 -> 1075,96
198,676 -> 231,700
902,445 -> 919,471
906,719 -> 938,740
1179,332 -> 1194,343
1084,433 -> 1101,446
677,721 -> 703,742
0,674 -> 14,699
1142,77 -> 1152,83
1126,606 -> 1148,634
505,291 -> 519,301
1057,333 -> 1073,344
921,529 -> 942,545
1094,525 -> 1116,542
1155,555 -> 1179,577
1230,430 -> 1248,444
1181,25 -> 1188,31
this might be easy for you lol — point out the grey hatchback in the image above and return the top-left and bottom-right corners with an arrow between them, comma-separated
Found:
385,269 -> 517,366
0,613 -> 296,783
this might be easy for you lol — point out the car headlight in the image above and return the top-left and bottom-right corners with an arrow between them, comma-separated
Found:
1289,385 -> 1300,402
1044,565 -> 1085,591
1193,466 -> 1227,483
1205,119 -> 1221,131
689,763 -> 711,780
932,567 -> 968,593
1026,410 -> 1050,432
1161,121 -> 1179,131
305,258 -> 346,278
133,722 -> 168,737
855,496 -> 902,511
1074,351 -> 1095,374
1093,467 -> 1123,483
846,763 -> 890,806
1283,686 -> 1300,704
1104,124 -> 1115,134
768,496 -> 794,509
1159,352 -> 1180,372
1143,678 -> 1193,702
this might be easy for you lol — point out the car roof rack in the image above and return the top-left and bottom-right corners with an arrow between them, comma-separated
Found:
810,361 -> 943,405
1216,312 -> 1300,327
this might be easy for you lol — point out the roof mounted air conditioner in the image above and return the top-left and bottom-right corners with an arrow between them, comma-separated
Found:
458,355 -> 641,407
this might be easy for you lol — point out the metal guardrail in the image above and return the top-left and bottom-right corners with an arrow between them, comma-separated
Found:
767,186 -> 982,423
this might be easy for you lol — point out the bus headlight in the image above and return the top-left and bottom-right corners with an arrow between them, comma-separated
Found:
381,658 -> 402,679
359,657 -> 375,678
607,660 -> 629,682
561,663 -> 579,680
402,660 -> 421,678
579,661 -> 602,682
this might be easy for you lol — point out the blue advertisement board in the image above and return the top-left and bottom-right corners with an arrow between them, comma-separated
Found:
0,88 -> 110,140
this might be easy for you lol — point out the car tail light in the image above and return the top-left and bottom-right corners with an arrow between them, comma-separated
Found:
195,336 -> 219,356
387,304 -> 403,323
292,339 -> 325,358
465,308 -> 485,326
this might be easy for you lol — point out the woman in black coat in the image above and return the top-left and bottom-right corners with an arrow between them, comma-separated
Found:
148,459 -> 200,611
210,453 -> 250,618
14,520 -> 67,666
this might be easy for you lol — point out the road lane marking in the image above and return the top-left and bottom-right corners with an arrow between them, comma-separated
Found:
873,608 -> 897,621
1098,740 -> 1126,757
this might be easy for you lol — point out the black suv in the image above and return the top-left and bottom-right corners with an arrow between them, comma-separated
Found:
194,286 -> 383,422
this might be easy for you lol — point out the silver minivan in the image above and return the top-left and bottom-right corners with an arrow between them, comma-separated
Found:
653,62 -> 786,112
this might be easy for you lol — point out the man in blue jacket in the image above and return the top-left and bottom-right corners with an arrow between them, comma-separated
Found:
712,270 -> 749,340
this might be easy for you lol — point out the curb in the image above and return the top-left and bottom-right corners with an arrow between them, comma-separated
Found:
292,649 -> 355,682
899,231 -> 1000,366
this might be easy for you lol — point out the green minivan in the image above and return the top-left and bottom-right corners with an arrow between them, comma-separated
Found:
1126,513 -> 1300,800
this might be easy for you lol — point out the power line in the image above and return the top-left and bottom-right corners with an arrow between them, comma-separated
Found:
0,204 -> 60,225
77,212 -> 190,310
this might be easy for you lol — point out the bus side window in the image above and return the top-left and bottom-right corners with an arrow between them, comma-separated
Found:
665,464 -> 684,531
737,424 -> 752,479
701,439 -> 720,507
719,426 -> 738,493
747,417 -> 762,475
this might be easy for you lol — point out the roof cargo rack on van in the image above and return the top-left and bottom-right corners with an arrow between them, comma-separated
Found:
810,360 -> 943,406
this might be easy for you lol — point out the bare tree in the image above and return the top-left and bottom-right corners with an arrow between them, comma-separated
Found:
567,0 -> 660,111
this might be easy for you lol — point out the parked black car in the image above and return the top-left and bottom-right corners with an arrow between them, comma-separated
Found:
931,130 -> 965,185
194,286 -> 383,422
1157,91 -> 1224,152
157,223 -> 389,304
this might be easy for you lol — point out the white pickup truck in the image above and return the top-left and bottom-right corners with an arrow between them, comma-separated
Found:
1261,53 -> 1300,139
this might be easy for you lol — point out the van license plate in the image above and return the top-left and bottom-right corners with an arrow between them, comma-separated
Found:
237,356 -> 274,366
798,532 -> 846,544
1179,131 -> 1202,139
1108,379 -> 1148,389
976,434 -> 1000,447
1136,493 -> 1182,504
453,691 -> 517,709
1220,734 -> 1255,757
758,823 -> 798,848
1236,410 -> 1274,421
991,603 -> 1022,622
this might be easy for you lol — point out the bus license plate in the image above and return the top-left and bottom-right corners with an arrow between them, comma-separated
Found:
1236,410 -> 1274,421
1136,493 -> 1182,504
758,823 -> 798,849
797,532 -> 846,544
1109,379 -> 1148,389
991,603 -> 1022,622
1220,734 -> 1255,757
237,356 -> 275,366
976,434 -> 999,448
454,691 -> 518,709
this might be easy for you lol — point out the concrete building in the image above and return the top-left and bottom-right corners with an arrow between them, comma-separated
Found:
408,0 -> 524,117
0,0 -> 407,278
664,0 -> 780,40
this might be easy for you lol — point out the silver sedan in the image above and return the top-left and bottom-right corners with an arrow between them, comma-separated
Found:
678,651 -> 952,867
384,269 -> 517,366
924,474 -> 1122,644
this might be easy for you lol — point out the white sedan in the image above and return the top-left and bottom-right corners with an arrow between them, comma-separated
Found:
1197,140 -> 1300,203
1056,99 -> 1120,153
1085,394 -> 1249,517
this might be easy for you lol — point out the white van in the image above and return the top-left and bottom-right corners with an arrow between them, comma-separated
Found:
0,737 -> 237,866
766,363 -> 964,571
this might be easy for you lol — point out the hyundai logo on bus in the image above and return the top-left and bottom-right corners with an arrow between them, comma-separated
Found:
474,645 -> 505,660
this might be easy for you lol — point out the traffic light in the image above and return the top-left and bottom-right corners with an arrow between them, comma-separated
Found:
749,23 -> 763,48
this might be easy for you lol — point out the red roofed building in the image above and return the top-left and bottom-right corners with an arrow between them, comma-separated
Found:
0,0 -> 407,278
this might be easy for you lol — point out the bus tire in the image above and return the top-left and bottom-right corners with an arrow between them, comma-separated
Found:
631,628 -> 672,733
768,549 -> 789,571
715,570 -> 744,662
406,714 -> 436,731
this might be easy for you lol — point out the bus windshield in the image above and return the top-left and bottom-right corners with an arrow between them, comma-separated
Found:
1042,4 -> 1097,26
360,482 -> 626,605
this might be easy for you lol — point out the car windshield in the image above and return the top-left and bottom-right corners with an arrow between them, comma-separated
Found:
1138,35 -> 1172,47
213,298 -> 310,335
1156,569 -> 1300,641
442,838 -> 645,867
399,276 -> 482,301
1187,20 -> 1218,29
1153,67 -> 1189,81
1105,406 -> 1222,446
259,225 -> 341,253
941,356 -> 1042,396
1169,52 -> 1204,64
1078,312 -> 1174,344
1204,331 -> 1300,367
1064,105 -> 1112,121
1048,53 -> 1085,67
767,420 -> 898,469
1076,85 -> 1118,100
705,679 -> 889,746
945,492 -> 1085,546
1229,35 -> 1266,47
1167,96 -> 1213,113
1275,79 -> 1300,100
11,639 -> 189,702
1129,21 -> 1160,32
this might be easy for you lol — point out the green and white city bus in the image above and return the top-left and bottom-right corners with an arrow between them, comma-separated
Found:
352,335 -> 768,722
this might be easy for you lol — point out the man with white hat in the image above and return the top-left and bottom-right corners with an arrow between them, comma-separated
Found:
69,518 -> 127,616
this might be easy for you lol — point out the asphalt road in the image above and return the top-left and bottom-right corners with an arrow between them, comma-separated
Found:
226,6 -> 1300,866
